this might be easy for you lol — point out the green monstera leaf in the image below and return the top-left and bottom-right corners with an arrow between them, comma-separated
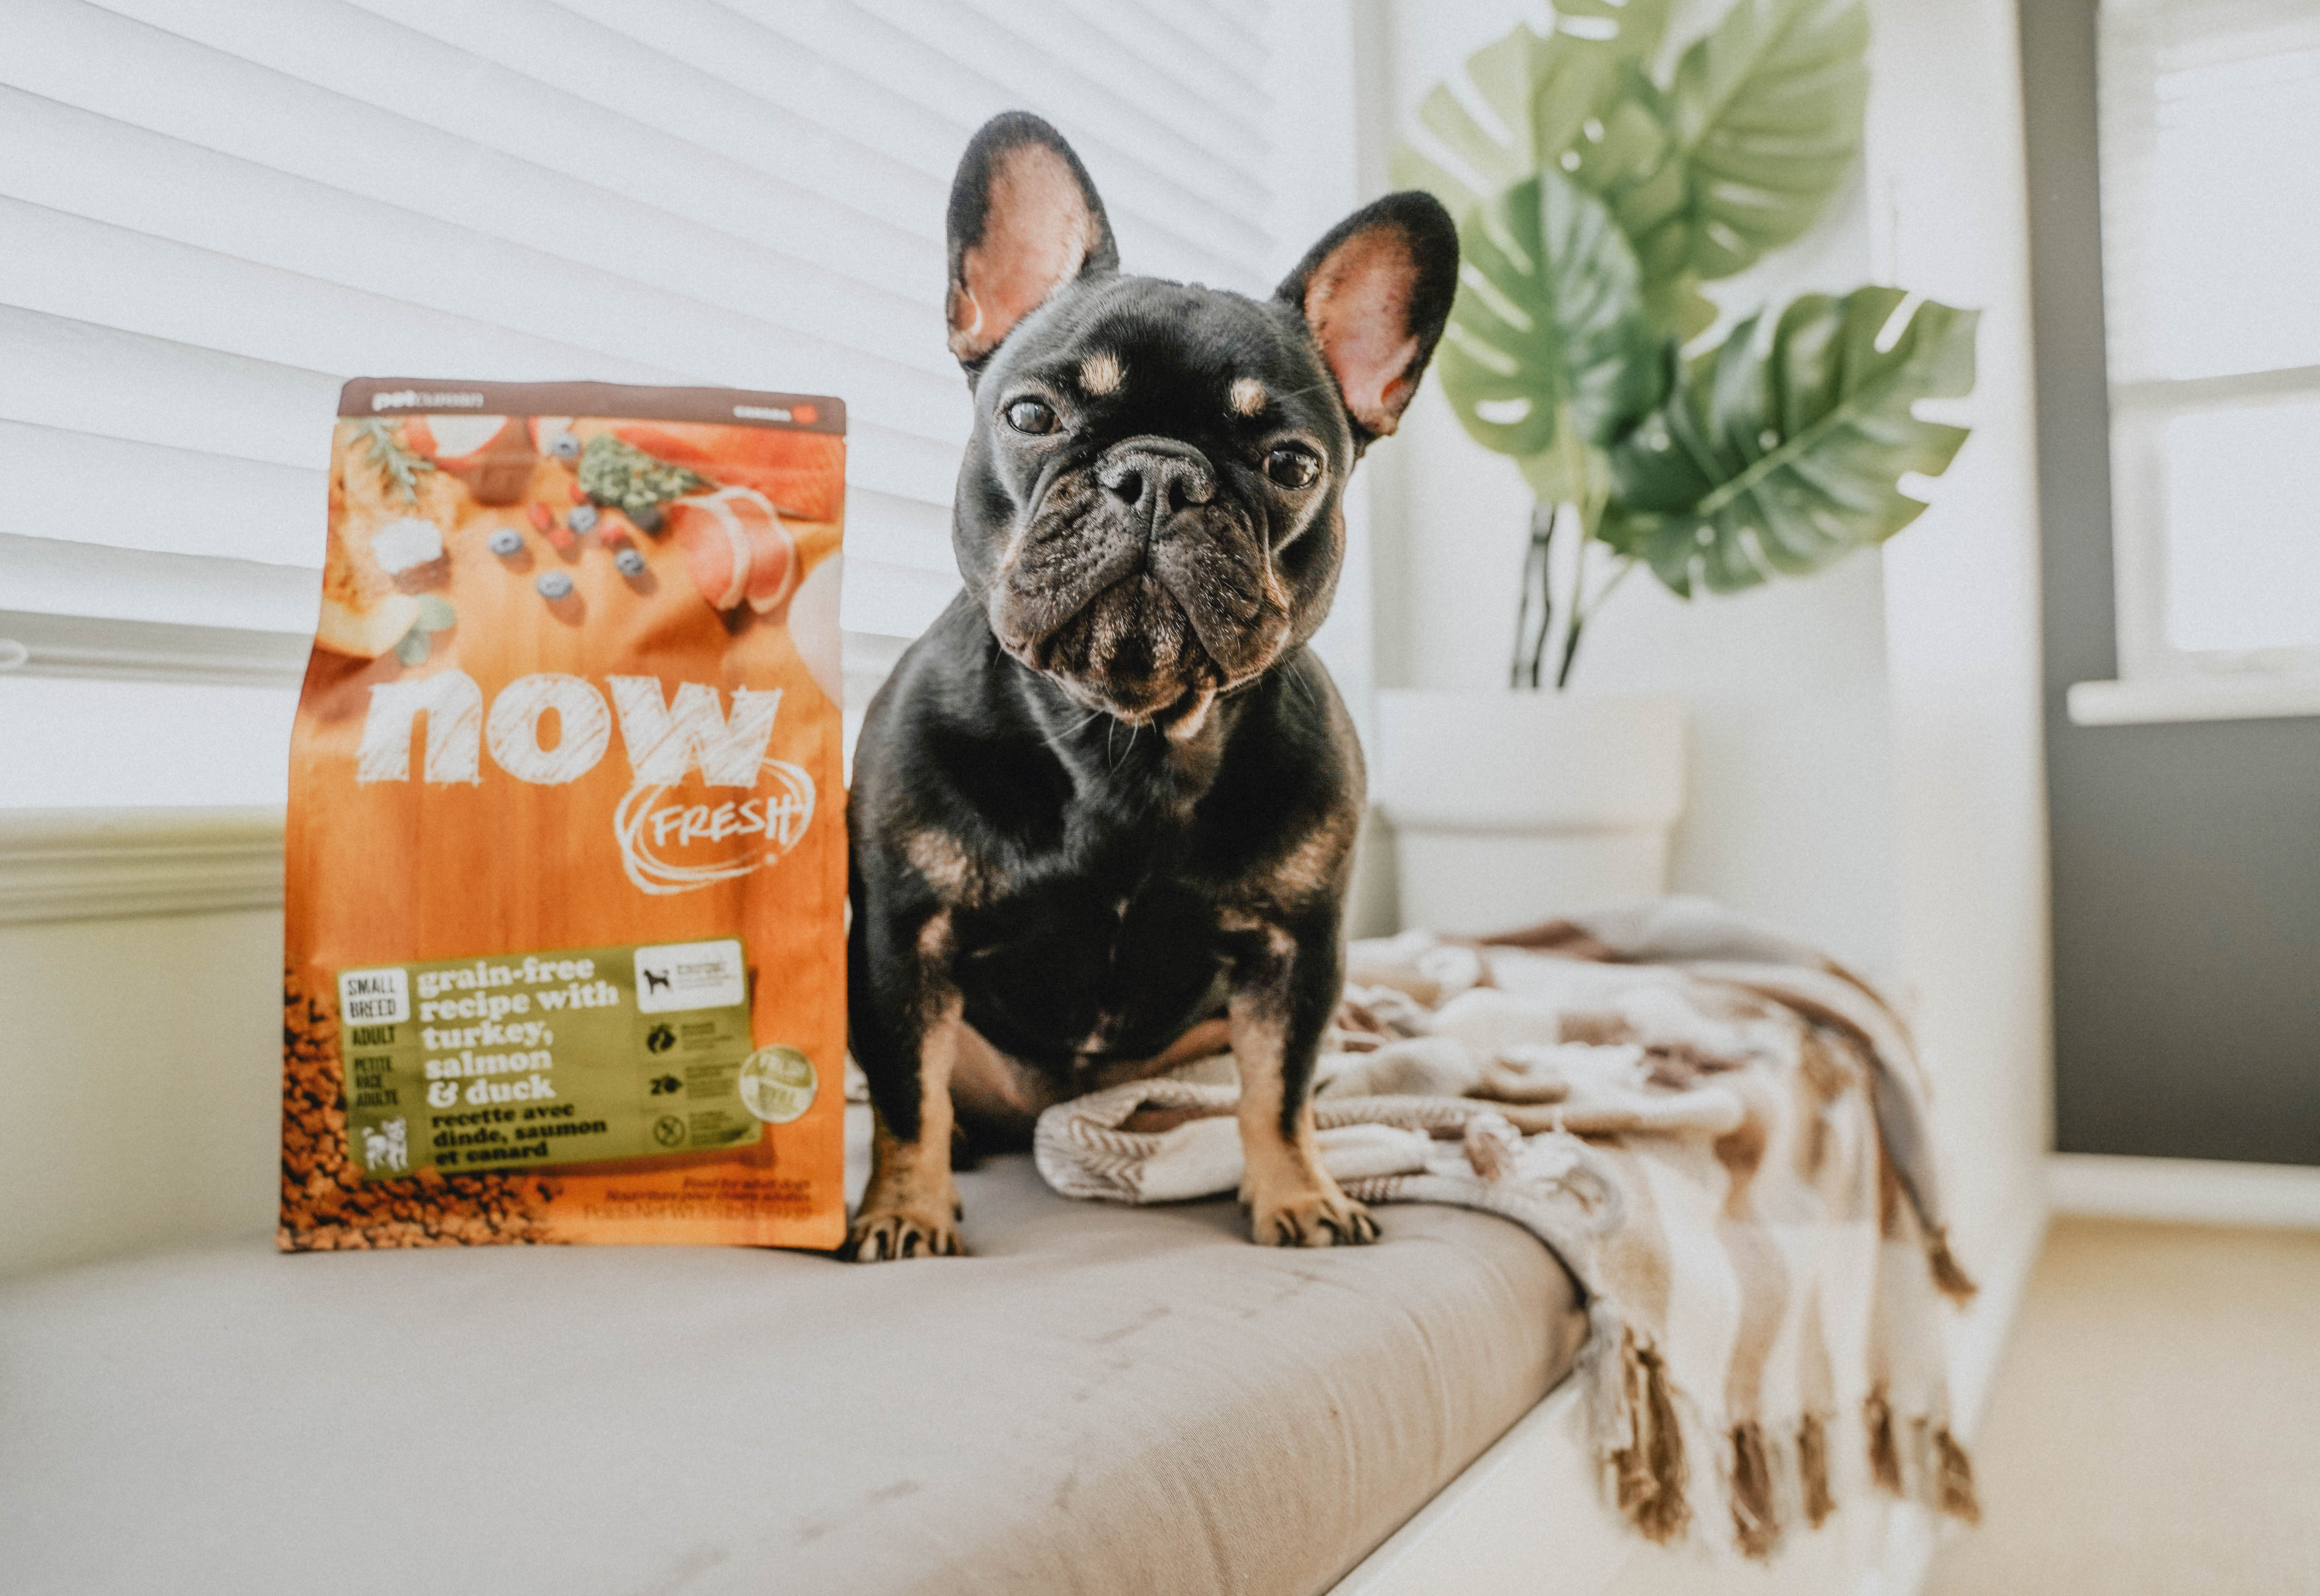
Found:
1639,0 -> 1871,282
1436,170 -> 1665,474
1554,69 -> 1717,339
1390,2 -> 1672,221
1601,287 -> 1977,597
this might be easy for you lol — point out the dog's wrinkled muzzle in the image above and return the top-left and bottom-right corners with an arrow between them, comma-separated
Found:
987,439 -> 1291,724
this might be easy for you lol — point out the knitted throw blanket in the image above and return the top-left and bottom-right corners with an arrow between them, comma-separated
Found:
1032,899 -> 1978,1558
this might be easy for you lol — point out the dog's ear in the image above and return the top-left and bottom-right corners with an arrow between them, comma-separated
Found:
1276,193 -> 1459,446
945,112 -> 1118,370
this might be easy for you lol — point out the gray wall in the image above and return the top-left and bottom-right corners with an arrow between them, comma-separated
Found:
2022,0 -> 2320,1168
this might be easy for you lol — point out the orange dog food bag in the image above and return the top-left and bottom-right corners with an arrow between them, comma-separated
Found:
281,379 -> 847,1252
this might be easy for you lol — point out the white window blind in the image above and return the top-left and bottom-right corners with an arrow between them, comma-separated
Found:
0,0 -> 1287,800
2098,0 -> 2320,680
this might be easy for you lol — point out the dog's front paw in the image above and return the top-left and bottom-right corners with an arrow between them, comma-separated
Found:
842,1200 -> 966,1262
1247,1173 -> 1379,1248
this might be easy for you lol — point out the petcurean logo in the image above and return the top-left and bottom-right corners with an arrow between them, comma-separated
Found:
733,402 -> 819,425
356,673 -> 815,896
371,390 -> 485,411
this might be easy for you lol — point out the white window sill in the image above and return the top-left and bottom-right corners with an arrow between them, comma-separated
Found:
0,610 -> 311,688
2066,675 -> 2320,727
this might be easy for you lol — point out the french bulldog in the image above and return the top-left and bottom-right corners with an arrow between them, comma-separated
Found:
844,111 -> 1457,1260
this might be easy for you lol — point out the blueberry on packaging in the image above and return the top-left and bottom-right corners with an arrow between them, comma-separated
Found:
288,378 -> 850,1254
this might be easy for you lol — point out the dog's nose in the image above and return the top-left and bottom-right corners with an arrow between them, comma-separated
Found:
1098,444 -> 1215,518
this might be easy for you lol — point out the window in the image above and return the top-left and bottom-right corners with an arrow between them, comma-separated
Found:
0,0 -> 1318,805
2098,0 -> 2320,685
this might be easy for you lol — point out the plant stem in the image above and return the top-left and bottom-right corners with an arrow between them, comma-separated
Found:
1555,554 -> 1640,689
1544,402 -> 1594,690
1589,555 -> 1640,615
1509,497 -> 1556,688
1556,515 -> 1591,688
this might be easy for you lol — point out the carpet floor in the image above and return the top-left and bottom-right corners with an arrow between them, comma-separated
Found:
1925,1216 -> 2320,1595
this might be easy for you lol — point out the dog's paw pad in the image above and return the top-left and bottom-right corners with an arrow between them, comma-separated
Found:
841,1207 -> 966,1262
1249,1185 -> 1378,1249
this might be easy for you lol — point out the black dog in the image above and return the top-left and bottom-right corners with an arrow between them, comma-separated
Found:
844,113 -> 1456,1260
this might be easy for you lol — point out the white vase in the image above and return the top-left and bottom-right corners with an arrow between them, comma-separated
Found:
1371,690 -> 1686,936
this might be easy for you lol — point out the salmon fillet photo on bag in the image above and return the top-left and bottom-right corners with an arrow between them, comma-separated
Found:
279,379 -> 848,1252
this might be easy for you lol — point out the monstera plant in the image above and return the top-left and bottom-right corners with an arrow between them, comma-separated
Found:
1393,0 -> 1977,688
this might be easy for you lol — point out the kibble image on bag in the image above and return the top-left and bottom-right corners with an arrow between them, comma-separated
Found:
280,380 -> 846,1251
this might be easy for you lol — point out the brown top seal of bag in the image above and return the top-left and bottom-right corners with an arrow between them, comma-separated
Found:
338,378 -> 847,435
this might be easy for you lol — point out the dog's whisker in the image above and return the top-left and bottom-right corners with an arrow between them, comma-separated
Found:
1289,656 -> 1319,713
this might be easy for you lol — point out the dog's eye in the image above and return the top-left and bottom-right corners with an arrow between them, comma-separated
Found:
1264,447 -> 1321,489
1004,398 -> 1058,435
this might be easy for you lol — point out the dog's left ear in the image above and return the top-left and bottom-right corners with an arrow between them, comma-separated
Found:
946,112 -> 1119,369
1276,193 -> 1459,446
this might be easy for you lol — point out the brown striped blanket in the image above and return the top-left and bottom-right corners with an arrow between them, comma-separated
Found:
1032,898 -> 1978,1558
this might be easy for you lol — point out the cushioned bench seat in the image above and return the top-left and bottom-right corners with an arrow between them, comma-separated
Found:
0,1109 -> 1584,1596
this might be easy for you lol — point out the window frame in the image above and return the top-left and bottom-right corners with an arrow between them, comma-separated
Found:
2093,0 -> 2320,703
2106,365 -> 2320,690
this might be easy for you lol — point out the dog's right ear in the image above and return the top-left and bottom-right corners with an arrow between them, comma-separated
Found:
945,112 -> 1118,372
1276,192 -> 1459,448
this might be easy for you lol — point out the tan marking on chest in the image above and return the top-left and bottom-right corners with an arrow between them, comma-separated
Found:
1274,830 -> 1342,896
1228,375 -> 1267,416
906,830 -> 999,907
1079,350 -> 1125,395
1258,816 -> 1355,909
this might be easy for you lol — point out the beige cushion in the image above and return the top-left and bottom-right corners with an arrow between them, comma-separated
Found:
0,1109 -> 1582,1596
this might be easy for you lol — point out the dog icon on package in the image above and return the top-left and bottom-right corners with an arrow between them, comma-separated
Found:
361,1118 -> 409,1174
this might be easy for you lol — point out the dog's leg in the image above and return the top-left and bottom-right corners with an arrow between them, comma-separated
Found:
1230,923 -> 1378,1248
844,908 -> 967,1260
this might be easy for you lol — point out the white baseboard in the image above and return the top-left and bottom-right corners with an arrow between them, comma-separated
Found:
2049,1152 -> 2320,1230
0,807 -> 285,924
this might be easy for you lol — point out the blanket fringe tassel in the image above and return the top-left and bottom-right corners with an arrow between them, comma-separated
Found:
1584,1301 -> 1692,1544
1936,1429 -> 1982,1524
1587,1325 -> 1981,1555
1924,1225 -> 1980,1305
1728,1422 -> 1780,1558
1725,1412 -> 1841,1558
1866,1390 -> 1981,1526
1797,1412 -> 1836,1529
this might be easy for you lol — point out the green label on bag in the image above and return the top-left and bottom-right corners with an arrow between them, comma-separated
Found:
334,939 -> 802,1179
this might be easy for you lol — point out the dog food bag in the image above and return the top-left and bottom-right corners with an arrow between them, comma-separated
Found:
280,380 -> 847,1252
